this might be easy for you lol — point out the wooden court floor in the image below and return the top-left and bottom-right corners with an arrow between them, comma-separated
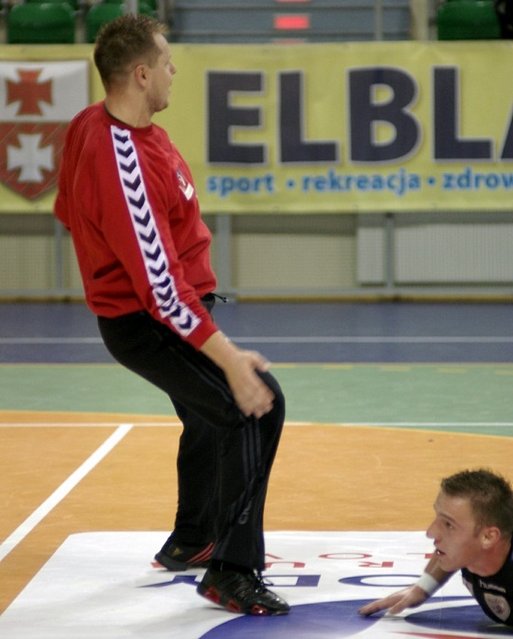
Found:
2,409 -> 513,616
2,301 -> 513,621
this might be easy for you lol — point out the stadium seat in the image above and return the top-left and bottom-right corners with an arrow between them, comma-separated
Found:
85,1 -> 155,42
104,0 -> 156,10
85,1 -> 123,42
437,0 -> 502,40
7,2 -> 76,43
26,0 -> 77,9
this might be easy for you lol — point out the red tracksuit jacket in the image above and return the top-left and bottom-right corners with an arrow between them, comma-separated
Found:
55,102 -> 218,350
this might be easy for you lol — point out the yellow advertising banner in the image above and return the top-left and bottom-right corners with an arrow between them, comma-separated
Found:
2,41 -> 513,214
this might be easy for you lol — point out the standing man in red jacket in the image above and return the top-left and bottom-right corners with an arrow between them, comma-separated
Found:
54,14 -> 289,617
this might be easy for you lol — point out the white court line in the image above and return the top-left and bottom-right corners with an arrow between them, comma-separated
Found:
239,336 -> 513,344
1,421 -> 513,429
0,337 -> 103,344
2,336 -> 513,345
285,421 -> 513,430
0,423 -> 133,563
0,421 -> 182,428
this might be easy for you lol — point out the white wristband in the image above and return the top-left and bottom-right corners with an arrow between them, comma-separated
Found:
416,572 -> 440,595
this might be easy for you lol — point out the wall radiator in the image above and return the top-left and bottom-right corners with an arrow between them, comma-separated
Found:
357,216 -> 513,285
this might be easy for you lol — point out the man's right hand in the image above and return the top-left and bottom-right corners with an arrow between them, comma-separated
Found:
223,348 -> 274,418
200,331 -> 275,418
358,585 -> 430,617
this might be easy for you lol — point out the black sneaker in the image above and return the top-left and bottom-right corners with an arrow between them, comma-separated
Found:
197,568 -> 290,616
153,540 -> 214,571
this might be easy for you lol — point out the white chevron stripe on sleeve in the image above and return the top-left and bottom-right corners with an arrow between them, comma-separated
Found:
110,126 -> 200,337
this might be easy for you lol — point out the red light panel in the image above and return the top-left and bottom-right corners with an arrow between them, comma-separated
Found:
274,14 -> 311,30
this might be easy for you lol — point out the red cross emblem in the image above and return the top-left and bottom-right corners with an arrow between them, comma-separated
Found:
0,61 -> 89,201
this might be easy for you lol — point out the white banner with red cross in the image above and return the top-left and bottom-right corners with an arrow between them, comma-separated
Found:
0,61 -> 89,200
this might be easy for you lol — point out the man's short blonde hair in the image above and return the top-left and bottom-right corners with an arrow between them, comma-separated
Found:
94,14 -> 169,89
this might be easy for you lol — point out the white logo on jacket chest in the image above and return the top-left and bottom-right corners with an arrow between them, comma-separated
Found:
176,169 -> 194,200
